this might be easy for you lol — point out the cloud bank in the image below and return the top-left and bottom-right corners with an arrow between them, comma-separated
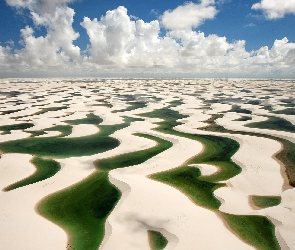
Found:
1,0 -> 295,77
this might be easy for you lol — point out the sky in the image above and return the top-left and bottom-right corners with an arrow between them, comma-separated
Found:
0,0 -> 295,78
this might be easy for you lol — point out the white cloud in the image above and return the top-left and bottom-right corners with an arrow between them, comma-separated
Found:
5,0 -> 80,64
1,4 -> 295,77
249,37 -> 295,69
14,26 -> 68,66
170,30 -> 232,57
161,0 -> 217,30
6,0 -> 73,10
78,7 -> 295,77
0,46 -> 8,65
252,0 -> 295,19
81,6 -> 179,67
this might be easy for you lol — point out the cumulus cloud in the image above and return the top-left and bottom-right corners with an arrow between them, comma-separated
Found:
1,3 -> 295,77
81,6 -> 179,67
250,37 -> 295,67
5,0 -> 80,65
162,0 -> 217,30
252,0 -> 295,19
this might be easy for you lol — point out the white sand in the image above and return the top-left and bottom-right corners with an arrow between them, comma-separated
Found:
0,153 -> 77,250
0,154 -> 36,190
218,112 -> 295,143
102,132 -> 254,250
0,130 -> 31,142
36,130 -> 62,138
65,124 -> 99,138
175,100 -> 294,249
261,188 -> 295,249
189,163 -> 220,176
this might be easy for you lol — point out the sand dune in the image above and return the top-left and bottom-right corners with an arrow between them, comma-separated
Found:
0,78 -> 294,250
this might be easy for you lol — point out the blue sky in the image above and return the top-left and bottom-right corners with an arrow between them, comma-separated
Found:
0,0 -> 295,77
